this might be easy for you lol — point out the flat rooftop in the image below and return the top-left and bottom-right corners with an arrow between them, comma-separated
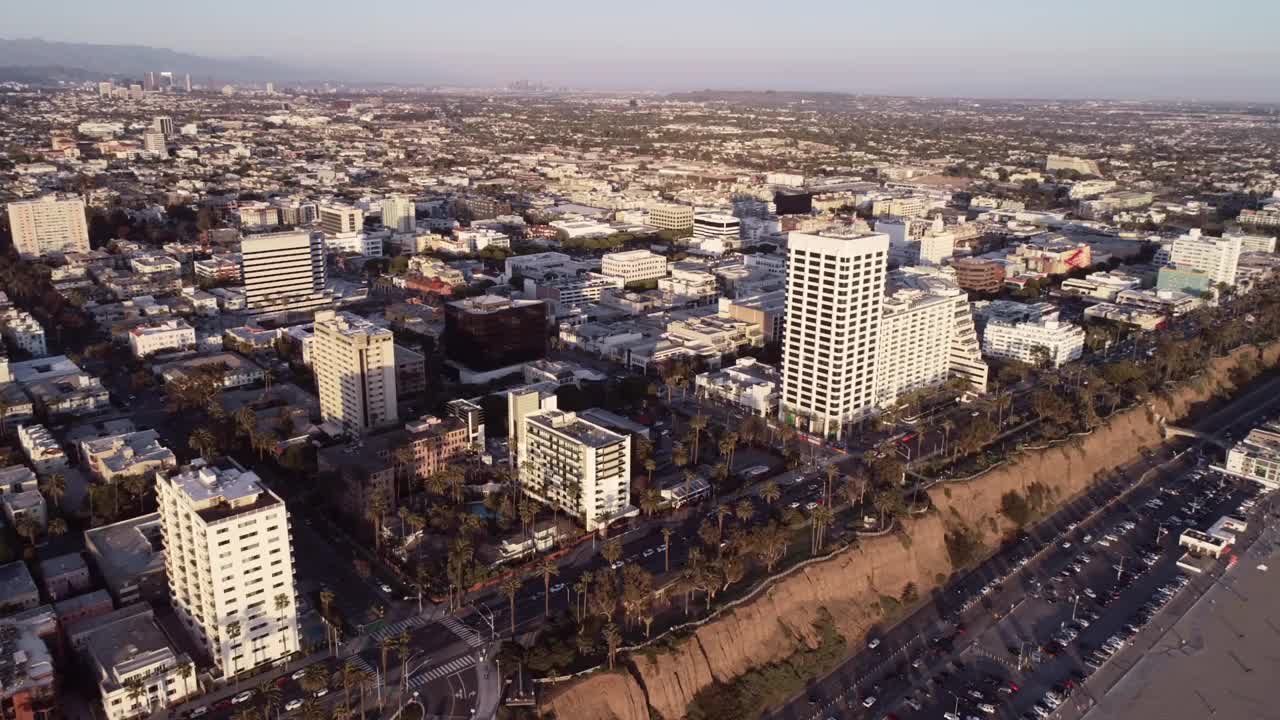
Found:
527,409 -> 626,449
84,513 -> 164,590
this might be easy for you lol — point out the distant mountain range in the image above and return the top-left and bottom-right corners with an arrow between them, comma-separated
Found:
0,37 -> 328,83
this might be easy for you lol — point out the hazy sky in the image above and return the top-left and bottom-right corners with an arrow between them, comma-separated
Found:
9,0 -> 1280,100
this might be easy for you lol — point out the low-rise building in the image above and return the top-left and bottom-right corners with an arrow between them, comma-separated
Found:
36,552 -> 91,601
79,429 -> 177,483
128,318 -> 196,358
694,357 -> 780,416
154,353 -> 265,388
80,603 -> 198,720
25,373 -> 110,418
0,561 -> 40,614
84,513 -> 166,606
0,310 -> 47,357
952,257 -> 1007,293
17,424 -> 67,474
1059,271 -> 1142,302
395,343 -> 427,396
0,607 -> 57,720
1113,288 -> 1202,316
976,302 -> 1084,368
601,249 -> 668,284
1223,422 -> 1280,491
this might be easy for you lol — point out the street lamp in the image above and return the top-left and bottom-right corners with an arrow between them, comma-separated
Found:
397,654 -> 433,716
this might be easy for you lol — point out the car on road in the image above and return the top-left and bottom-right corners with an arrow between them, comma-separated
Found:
944,713 -> 961,720
867,638 -> 881,650
314,688 -> 329,698
610,560 -> 624,570
285,699 -> 303,712
550,583 -> 565,593
643,548 -> 654,558
190,709 -> 208,719
1083,588 -> 1097,599
232,690 -> 255,705
862,696 -> 877,708
978,703 -> 997,715
291,668 -> 308,680
380,583 -> 393,594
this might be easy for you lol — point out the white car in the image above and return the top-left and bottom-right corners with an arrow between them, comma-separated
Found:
643,548 -> 655,558
862,696 -> 877,708
550,583 -> 565,593
190,709 -> 208,719
380,583 -> 393,594
945,713 -> 962,720
285,699 -> 303,712
314,688 -> 329,698
232,690 -> 255,705
291,668 -> 308,681
867,638 -> 881,650
1083,588 -> 1098,599
978,705 -> 997,716
610,560 -> 624,570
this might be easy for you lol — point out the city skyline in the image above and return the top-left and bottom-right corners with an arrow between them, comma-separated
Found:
4,0 -> 1280,101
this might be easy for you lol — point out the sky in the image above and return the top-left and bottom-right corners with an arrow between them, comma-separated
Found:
8,0 -> 1280,101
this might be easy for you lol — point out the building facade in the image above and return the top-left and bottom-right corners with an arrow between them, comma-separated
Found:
7,195 -> 91,258
648,204 -> 694,231
601,250 -> 668,284
520,409 -> 631,531
313,310 -> 399,435
780,231 -> 888,437
1167,230 -> 1242,287
157,461 -> 299,678
443,296 -> 547,377
239,231 -> 330,315
381,195 -> 415,233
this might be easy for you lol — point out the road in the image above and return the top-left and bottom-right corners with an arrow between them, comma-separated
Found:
765,370 -> 1280,720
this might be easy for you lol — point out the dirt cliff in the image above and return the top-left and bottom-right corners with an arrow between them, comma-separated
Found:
541,342 -> 1280,720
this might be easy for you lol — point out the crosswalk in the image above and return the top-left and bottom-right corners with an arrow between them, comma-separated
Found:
371,613 -> 432,642
439,615 -> 484,649
406,654 -> 476,689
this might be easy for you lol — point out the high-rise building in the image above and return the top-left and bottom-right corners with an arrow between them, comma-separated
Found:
97,81 -> 113,98
157,460 -> 299,678
381,195 -> 415,233
1167,229 -> 1242,287
313,310 -> 398,435
143,130 -> 167,157
443,296 -> 547,383
153,115 -> 175,137
780,231 -> 889,437
6,195 -> 91,259
184,74 -> 192,92
145,71 -> 156,91
520,409 -> 631,531
238,231 -> 331,315
318,204 -> 364,236
265,82 -> 275,95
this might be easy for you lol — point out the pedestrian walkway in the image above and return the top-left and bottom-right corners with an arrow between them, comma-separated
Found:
372,613 -> 432,642
406,654 -> 477,689
440,615 -> 484,649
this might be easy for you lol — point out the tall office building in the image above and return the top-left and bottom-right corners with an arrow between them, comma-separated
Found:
313,310 -> 398,435
184,74 -> 192,92
97,81 -> 113,98
1167,229 -> 1242,287
153,116 -> 175,137
443,296 -> 547,383
145,71 -> 156,91
143,130 -> 167,157
520,409 -> 631,531
381,195 -> 415,233
157,461 -> 299,678
319,204 -> 364,236
265,82 -> 275,95
780,231 -> 889,437
6,195 -> 91,259
238,231 -> 331,315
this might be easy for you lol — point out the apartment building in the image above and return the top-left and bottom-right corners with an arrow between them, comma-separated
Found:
79,429 -> 177,483
1238,208 -> 1280,229
1223,422 -> 1280,491
318,204 -> 363,236
82,604 -> 197,720
1167,229 -> 1242,287
18,424 -> 67,474
601,249 -> 668,284
980,308 -> 1084,368
519,409 -> 631,531
874,289 -> 959,408
313,310 -> 399,435
694,357 -> 780,417
381,195 -> 415,233
6,195 -> 91,258
128,318 -> 196,358
239,231 -> 331,315
648,204 -> 694,231
0,310 -> 47,356
780,231 -> 889,437
157,461 -> 299,677
1224,231 -> 1276,254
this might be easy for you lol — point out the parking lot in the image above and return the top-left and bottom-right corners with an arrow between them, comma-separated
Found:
786,453 -> 1270,720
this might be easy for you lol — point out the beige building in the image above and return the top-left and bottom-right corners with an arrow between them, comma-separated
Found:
648,204 -> 694,232
7,195 -> 91,258
81,604 -> 198,720
313,310 -> 398,435
157,461 -> 299,678
601,249 -> 667,284
520,409 -> 632,531
318,204 -> 363,236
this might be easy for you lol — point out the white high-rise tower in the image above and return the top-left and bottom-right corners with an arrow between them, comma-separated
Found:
780,231 -> 889,437
313,310 -> 399,435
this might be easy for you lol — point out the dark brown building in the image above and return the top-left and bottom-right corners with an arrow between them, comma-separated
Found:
443,296 -> 547,376
953,257 -> 1007,293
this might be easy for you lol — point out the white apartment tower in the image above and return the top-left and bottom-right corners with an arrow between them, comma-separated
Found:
381,195 -> 415,233
157,461 -> 299,677
319,205 -> 364,236
780,231 -> 889,437
313,310 -> 398,435
239,231 -> 331,315
520,409 -> 631,531
874,291 -> 958,408
7,195 -> 91,259
153,116 -> 175,137
1168,230 -> 1242,287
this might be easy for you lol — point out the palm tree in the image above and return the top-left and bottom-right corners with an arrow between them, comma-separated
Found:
40,473 -> 65,511
689,414 -> 709,461
257,679 -> 281,720
540,556 -> 559,617
47,517 -> 67,539
843,472 -> 869,511
734,498 -> 754,525
760,481 -> 781,505
715,503 -> 731,535
810,504 -> 835,554
14,517 -> 36,557
124,677 -> 149,717
188,427 -> 217,459
601,538 -> 622,571
638,489 -> 660,517
643,458 -> 656,485
824,464 -> 838,506
301,664 -> 328,695
672,442 -> 688,471
274,593 -> 291,629
501,575 -> 521,634
602,622 -> 622,670
940,417 -> 956,457
661,527 -> 673,573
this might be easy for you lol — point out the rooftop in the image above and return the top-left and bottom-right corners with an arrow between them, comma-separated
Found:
37,552 -> 87,578
0,561 -> 37,602
527,409 -> 626,449
314,309 -> 394,338
83,513 -> 164,594
166,460 -> 279,520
